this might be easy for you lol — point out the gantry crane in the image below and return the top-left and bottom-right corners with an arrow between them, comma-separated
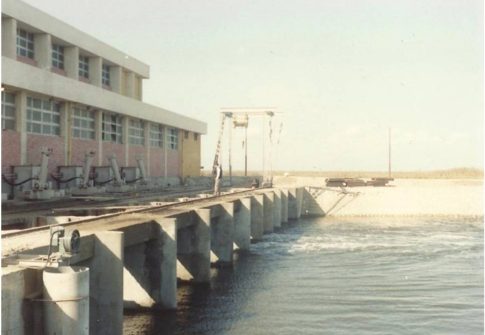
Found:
212,107 -> 280,186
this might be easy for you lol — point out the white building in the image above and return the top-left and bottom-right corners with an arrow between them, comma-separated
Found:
1,0 -> 206,190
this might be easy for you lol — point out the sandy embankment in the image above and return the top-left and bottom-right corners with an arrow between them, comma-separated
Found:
274,177 -> 484,217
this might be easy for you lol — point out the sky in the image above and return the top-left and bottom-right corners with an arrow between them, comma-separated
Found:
23,0 -> 484,172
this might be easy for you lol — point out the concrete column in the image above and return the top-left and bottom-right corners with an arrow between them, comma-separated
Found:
64,46 -> 79,80
61,102 -> 71,165
83,232 -> 124,335
2,17 -> 17,59
177,210 -> 211,283
16,91 -> 28,164
157,219 -> 177,309
89,56 -> 102,87
210,202 -> 234,265
125,71 -> 136,98
234,197 -> 251,250
288,188 -> 298,220
250,194 -> 264,241
95,110 -> 103,165
145,121 -> 151,176
273,189 -> 282,229
110,66 -> 122,94
263,192 -> 274,233
33,33 -> 51,70
281,189 -> 289,223
136,76 -> 143,101
123,116 -> 129,166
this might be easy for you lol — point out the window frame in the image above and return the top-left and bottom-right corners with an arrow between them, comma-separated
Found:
79,55 -> 89,79
129,119 -> 145,146
26,96 -> 61,136
167,128 -> 178,150
16,28 -> 34,59
1,91 -> 16,130
150,124 -> 164,148
51,44 -> 65,70
102,64 -> 111,87
72,106 -> 95,140
102,112 -> 123,143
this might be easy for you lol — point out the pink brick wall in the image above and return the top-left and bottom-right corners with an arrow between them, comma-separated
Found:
27,134 -> 65,175
167,149 -> 180,177
128,145 -> 146,167
148,148 -> 180,177
102,142 -> 125,167
149,148 -> 164,177
2,130 -> 21,174
71,138 -> 98,166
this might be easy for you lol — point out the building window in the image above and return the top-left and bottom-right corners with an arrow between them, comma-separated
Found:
72,106 -> 95,140
1,92 -> 16,130
150,124 -> 164,147
52,44 -> 64,70
102,64 -> 110,86
184,131 -> 189,139
102,112 -> 122,143
26,96 -> 61,135
194,133 -> 198,141
79,55 -> 89,79
167,128 -> 178,150
16,28 -> 34,59
129,119 -> 144,145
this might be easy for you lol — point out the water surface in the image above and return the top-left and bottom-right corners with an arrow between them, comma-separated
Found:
124,216 -> 483,335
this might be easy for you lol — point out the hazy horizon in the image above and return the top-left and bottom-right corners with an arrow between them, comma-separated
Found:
22,0 -> 484,172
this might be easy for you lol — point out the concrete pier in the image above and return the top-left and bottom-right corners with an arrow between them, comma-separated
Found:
250,194 -> 264,241
1,187 -> 306,334
82,232 -> 124,334
263,192 -> 274,233
281,189 -> 289,223
273,189 -> 282,229
234,197 -> 251,250
210,202 -> 235,265
157,219 -> 177,309
177,209 -> 211,283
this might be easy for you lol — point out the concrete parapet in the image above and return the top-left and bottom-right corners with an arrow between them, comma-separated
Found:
250,194 -> 264,241
176,209 -> 211,283
263,192 -> 274,233
210,202 -> 235,265
234,197 -> 251,250
281,189 -> 289,223
273,189 -> 282,228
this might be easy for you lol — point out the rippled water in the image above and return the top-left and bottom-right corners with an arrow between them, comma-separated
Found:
124,217 -> 484,335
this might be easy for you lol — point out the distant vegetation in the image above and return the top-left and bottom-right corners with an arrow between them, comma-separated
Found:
202,168 -> 483,179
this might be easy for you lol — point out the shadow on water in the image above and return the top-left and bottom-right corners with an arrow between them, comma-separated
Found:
123,221 -> 306,335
